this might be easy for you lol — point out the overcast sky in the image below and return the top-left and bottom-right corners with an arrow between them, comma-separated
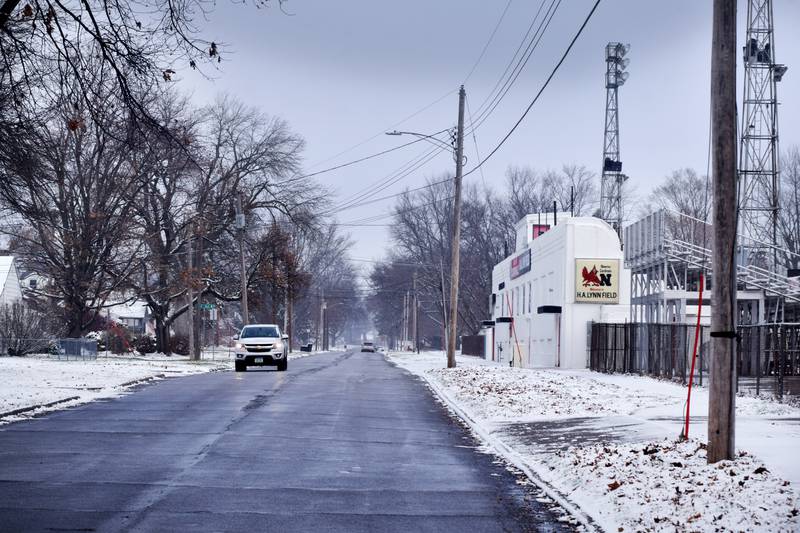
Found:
184,0 -> 800,264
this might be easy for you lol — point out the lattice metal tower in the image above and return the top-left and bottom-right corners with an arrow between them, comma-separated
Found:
738,0 -> 787,271
601,42 -> 630,237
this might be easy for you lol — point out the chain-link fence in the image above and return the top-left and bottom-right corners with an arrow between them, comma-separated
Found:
55,339 -> 98,360
0,338 -> 97,360
590,322 -> 800,400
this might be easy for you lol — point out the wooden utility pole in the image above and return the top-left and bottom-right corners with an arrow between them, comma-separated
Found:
187,223 -> 196,361
318,288 -> 325,351
413,272 -> 419,353
446,85 -> 466,369
708,0 -> 737,463
440,259 -> 448,352
236,194 -> 249,326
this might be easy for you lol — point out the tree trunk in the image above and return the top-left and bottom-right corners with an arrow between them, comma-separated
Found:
154,314 -> 170,355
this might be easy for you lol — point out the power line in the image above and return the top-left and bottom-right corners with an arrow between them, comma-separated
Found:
466,94 -> 488,188
301,89 -> 457,173
465,0 -> 554,129
332,1 -> 601,213
467,0 -> 562,133
462,0 -> 602,180
296,134 -> 440,180
324,0 -> 564,218
325,143 -> 446,215
463,0 -> 514,84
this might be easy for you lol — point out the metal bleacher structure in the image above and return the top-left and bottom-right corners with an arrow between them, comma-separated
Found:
623,209 -> 800,325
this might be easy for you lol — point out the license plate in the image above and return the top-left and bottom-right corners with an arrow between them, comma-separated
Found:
254,357 -> 263,363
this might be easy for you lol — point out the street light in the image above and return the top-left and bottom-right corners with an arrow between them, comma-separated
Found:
385,129 -> 465,164
384,87 -> 466,369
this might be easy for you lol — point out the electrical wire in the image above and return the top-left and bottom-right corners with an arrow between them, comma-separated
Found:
461,0 -> 602,181
470,0 -> 561,129
273,2 -> 598,226
300,89 -> 457,174
297,132 -> 444,181
306,0 -> 559,217
466,94 -> 488,188
463,0 -> 514,84
326,0 -> 595,216
326,142 -> 447,215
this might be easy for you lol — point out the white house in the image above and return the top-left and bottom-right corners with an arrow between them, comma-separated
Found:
0,256 -> 23,307
488,214 -> 631,368
106,298 -> 153,335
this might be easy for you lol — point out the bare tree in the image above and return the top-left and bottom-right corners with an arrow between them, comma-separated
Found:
0,302 -> 63,355
0,78 -> 157,337
127,93 -> 315,353
647,168 -> 712,246
778,146 -> 800,270
291,224 -> 362,348
0,0 -> 285,128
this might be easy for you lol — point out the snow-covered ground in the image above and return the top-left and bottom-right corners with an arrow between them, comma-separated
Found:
0,348 -> 335,424
389,351 -> 800,532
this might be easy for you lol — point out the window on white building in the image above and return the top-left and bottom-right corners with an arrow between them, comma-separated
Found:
521,285 -> 526,315
528,282 -> 532,313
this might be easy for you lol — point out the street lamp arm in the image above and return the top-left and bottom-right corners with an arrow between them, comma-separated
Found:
385,130 -> 455,152
385,129 -> 466,165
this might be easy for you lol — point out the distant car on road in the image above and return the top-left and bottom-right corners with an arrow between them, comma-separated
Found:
234,324 -> 288,372
360,342 -> 376,353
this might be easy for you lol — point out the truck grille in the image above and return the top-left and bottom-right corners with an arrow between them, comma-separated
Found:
245,344 -> 273,353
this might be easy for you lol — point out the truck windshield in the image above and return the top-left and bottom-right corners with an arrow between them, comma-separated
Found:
241,326 -> 279,338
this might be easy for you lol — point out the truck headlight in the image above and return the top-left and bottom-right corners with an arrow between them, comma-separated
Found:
235,342 -> 242,349
273,341 -> 283,351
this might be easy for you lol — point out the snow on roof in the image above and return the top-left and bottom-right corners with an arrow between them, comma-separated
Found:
107,298 -> 149,320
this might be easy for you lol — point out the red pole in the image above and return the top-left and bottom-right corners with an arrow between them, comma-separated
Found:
684,272 -> 705,439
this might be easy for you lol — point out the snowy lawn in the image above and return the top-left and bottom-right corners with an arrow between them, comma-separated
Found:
389,351 -> 800,532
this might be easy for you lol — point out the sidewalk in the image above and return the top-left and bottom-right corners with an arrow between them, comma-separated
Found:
388,351 -> 800,532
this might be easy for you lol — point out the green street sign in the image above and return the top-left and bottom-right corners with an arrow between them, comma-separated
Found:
199,303 -> 216,310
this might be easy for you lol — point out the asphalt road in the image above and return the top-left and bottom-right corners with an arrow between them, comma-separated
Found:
0,350 -> 575,532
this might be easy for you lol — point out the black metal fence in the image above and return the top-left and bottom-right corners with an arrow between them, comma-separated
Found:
590,322 -> 800,400
461,335 -> 485,357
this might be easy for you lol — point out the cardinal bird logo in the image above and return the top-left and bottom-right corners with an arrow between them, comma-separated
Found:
582,266 -> 602,287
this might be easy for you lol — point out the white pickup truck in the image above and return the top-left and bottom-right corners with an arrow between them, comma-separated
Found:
233,324 -> 289,372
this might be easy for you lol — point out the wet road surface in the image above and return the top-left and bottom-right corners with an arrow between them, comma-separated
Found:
0,350 -> 575,532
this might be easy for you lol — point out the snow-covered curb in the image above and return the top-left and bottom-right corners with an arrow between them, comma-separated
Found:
417,362 -> 600,531
388,351 -> 800,532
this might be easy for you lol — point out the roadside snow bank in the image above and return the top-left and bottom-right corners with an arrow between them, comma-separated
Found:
428,365 -> 673,423
549,439 -> 799,533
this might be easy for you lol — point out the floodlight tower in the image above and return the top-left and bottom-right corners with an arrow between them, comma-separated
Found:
600,42 -> 630,237
738,0 -> 787,272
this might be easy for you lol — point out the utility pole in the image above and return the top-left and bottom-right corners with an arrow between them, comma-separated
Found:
187,222 -> 196,361
322,298 -> 329,350
404,291 -> 410,349
446,85 -> 466,368
440,258 -> 448,352
708,0 -> 737,463
318,288 -> 325,351
413,272 -> 420,353
235,194 -> 249,326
